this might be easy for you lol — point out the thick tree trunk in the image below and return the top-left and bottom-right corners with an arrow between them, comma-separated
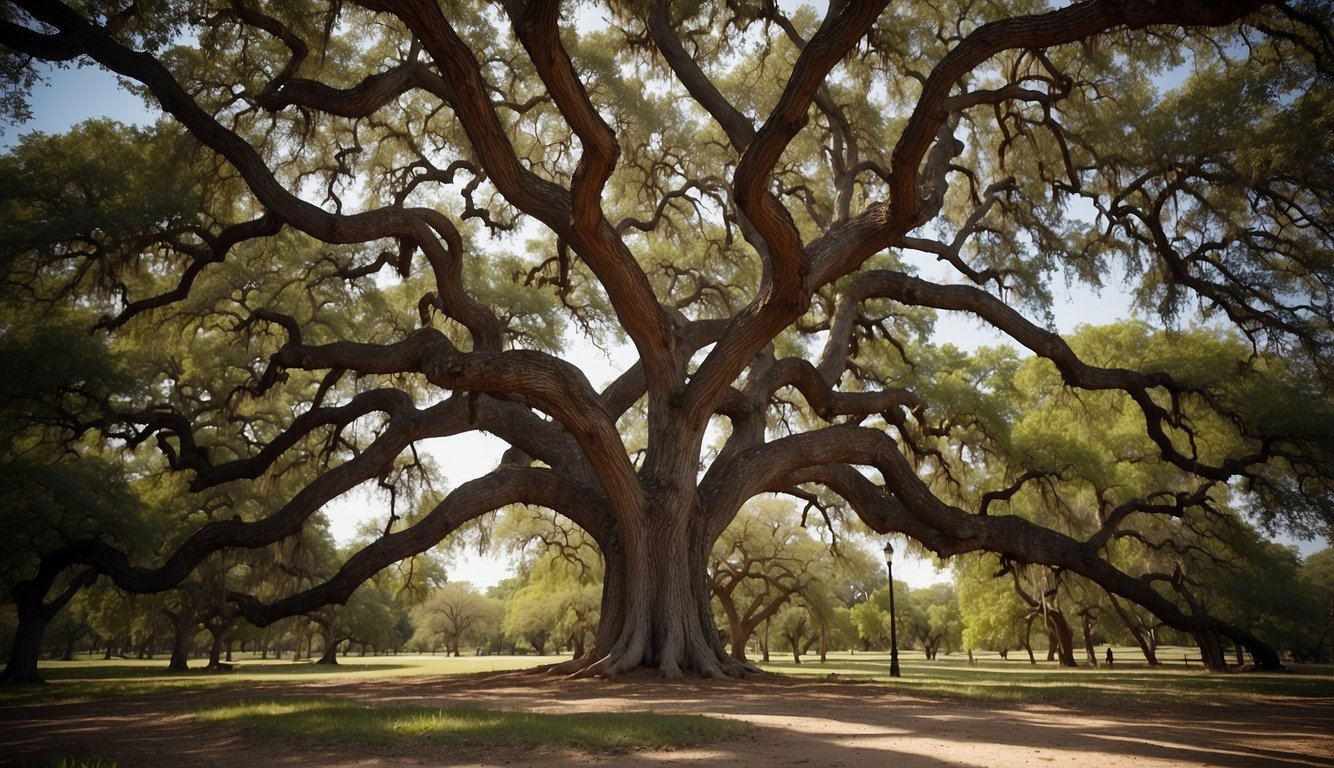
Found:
1,611 -> 50,683
2,569 -> 96,683
1080,610 -> 1098,666
548,503 -> 745,679
206,630 -> 226,669
60,633 -> 80,661
1045,610 -> 1078,667
315,624 -> 340,665
309,606 -> 340,665
167,608 -> 195,672
316,637 -> 339,664
1195,629 -> 1228,671
728,622 -> 753,661
1136,630 -> 1160,666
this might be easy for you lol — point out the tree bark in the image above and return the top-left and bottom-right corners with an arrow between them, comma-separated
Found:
2,612 -> 51,684
316,633 -> 340,665
548,502 -> 747,679
1,569 -> 97,683
315,614 -> 340,665
1045,610 -> 1078,668
1195,629 -> 1228,672
1081,610 -> 1098,666
167,607 -> 195,672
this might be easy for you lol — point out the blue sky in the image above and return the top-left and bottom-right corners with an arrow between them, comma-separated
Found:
3,64 -> 150,148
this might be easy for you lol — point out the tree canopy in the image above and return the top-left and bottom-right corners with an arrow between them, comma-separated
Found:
1,0 -> 1332,678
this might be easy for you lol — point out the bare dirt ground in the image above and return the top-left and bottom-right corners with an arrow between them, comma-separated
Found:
2,671 -> 1332,768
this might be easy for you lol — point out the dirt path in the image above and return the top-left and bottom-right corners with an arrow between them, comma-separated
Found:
2,672 -> 1332,767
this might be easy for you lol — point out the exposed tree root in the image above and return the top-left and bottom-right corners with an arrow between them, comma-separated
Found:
539,648 -> 762,681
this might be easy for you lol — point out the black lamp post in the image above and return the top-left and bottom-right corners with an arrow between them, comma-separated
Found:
884,541 -> 901,678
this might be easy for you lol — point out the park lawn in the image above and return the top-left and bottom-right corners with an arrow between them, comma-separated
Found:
193,698 -> 743,751
4,650 -> 1331,766
757,647 -> 1334,707
3,648 -> 1331,711
0,653 -> 571,707
2,654 -> 746,764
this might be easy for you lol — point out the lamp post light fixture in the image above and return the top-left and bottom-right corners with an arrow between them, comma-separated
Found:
883,541 -> 902,678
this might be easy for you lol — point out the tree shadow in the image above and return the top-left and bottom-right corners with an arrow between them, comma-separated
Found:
1,674 -> 1331,767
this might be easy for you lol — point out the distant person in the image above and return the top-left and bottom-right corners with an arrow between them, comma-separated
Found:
1105,647 -> 1114,667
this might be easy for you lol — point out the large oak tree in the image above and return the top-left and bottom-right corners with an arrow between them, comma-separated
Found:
2,0 -> 1331,677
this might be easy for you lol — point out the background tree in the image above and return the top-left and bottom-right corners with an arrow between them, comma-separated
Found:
0,311 -> 146,680
1,0 -> 1331,679
503,552 -> 603,657
771,603 -> 812,664
708,499 -> 830,662
911,583 -> 963,661
411,582 -> 502,657
849,580 -> 960,659
495,508 -> 604,657
1203,537 -> 1316,665
826,539 -> 884,614
850,586 -> 894,653
314,524 -> 445,661
1299,549 -> 1334,662
957,554 -> 1038,662
310,580 -> 402,663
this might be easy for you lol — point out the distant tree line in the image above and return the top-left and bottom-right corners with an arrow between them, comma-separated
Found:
7,500 -> 1329,670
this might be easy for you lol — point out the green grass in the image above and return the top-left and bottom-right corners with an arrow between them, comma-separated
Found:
757,647 -> 1334,706
194,697 -> 742,752
5,648 -> 1331,712
9,649 -> 1328,762
0,653 -> 570,707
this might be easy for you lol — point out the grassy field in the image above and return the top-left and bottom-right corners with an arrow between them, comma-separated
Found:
759,647 -> 1334,706
4,649 -> 1331,768
0,652 -> 571,706
195,698 -> 741,750
4,646 -> 1331,709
